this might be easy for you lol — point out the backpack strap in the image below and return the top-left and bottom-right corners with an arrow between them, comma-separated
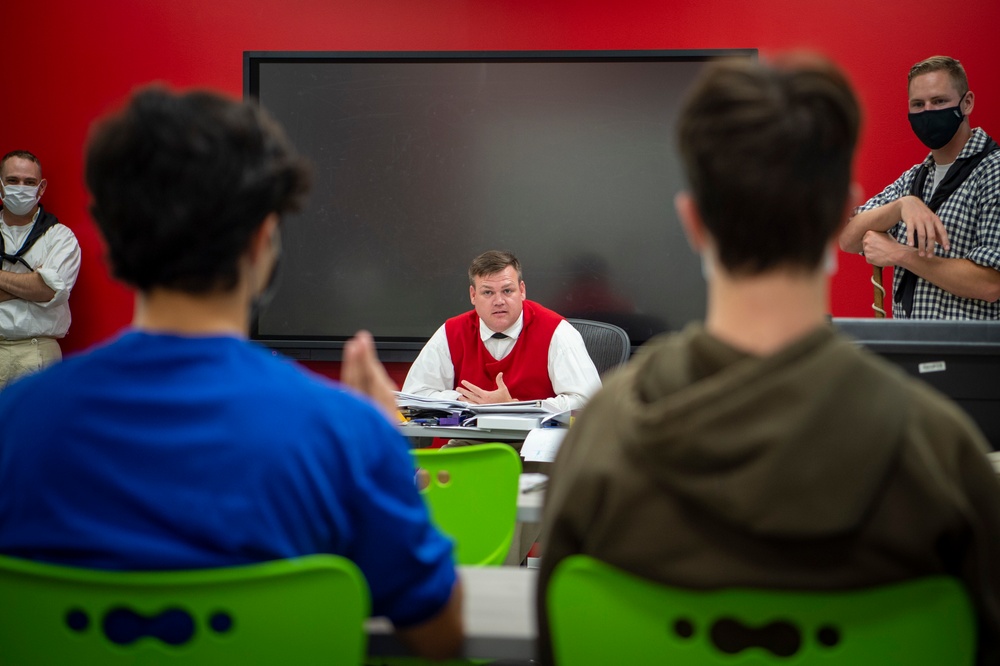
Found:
0,207 -> 60,271
896,139 -> 1000,315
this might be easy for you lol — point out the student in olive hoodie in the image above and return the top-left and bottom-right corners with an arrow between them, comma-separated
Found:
537,54 -> 1000,665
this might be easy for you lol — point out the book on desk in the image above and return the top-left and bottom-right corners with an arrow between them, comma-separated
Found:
395,391 -> 569,425
395,392 -> 548,415
395,392 -> 571,461
476,414 -> 545,430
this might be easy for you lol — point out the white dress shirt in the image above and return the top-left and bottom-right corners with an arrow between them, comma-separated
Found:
0,211 -> 82,340
402,312 -> 602,413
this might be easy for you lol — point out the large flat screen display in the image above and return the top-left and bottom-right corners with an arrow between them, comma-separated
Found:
244,50 -> 756,361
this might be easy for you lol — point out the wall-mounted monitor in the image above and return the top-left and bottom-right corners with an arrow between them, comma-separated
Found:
244,49 -> 757,361
834,318 -> 1000,450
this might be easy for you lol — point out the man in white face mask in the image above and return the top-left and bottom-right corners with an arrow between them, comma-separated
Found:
0,151 -> 82,388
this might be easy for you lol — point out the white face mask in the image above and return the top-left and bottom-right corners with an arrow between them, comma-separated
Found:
1,183 -> 40,217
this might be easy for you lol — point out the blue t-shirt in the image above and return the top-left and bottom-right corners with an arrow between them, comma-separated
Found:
0,330 -> 456,627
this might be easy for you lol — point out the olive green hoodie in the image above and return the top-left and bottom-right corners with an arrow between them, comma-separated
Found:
538,324 -> 1000,665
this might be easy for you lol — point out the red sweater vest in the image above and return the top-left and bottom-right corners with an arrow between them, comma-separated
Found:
444,300 -> 562,401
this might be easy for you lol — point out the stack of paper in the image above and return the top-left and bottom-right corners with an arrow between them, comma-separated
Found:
394,391 -> 553,417
520,428 -> 567,462
476,414 -> 545,430
394,392 -> 468,413
395,392 -> 572,441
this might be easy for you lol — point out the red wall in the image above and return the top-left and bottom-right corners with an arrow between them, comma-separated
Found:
8,0 -> 999,380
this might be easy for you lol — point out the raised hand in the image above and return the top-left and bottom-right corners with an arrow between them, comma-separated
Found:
457,372 -> 515,404
342,330 -> 399,420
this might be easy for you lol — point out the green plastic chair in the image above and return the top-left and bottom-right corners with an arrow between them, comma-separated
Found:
548,555 -> 976,665
0,553 -> 370,665
412,443 -> 522,566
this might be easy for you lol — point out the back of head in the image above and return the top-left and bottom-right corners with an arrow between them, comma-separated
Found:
468,249 -> 522,285
908,55 -> 968,96
84,87 -> 311,294
677,54 -> 860,275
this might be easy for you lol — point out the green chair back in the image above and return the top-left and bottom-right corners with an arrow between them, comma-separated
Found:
412,443 -> 522,566
548,555 -> 976,665
0,553 -> 370,665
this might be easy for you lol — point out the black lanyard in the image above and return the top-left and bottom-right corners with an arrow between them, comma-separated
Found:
896,139 -> 999,315
0,207 -> 58,271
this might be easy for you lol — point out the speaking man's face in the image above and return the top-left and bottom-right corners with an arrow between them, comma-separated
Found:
470,265 -> 525,333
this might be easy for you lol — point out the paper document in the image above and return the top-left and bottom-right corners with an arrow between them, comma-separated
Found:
394,392 -> 467,412
519,473 -> 549,493
477,414 -> 544,430
541,411 -> 572,427
467,402 -> 548,414
394,391 -> 546,414
520,427 -> 567,462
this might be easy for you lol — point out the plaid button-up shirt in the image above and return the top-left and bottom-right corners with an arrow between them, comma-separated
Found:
858,127 -> 1000,319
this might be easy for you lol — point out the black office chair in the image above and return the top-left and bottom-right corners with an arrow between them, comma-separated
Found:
567,318 -> 631,376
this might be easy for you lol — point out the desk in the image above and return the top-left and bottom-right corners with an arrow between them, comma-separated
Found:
518,487 -> 544,523
398,423 -> 533,442
366,566 -> 538,661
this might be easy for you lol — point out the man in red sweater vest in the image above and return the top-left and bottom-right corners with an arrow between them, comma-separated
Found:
403,250 -> 601,565
402,250 -> 600,411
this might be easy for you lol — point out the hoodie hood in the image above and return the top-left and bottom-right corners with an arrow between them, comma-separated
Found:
616,324 -> 908,539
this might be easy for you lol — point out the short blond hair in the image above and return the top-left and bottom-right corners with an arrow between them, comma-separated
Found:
908,56 -> 969,97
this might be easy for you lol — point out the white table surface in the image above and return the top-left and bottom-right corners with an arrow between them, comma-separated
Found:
366,566 -> 538,661
518,486 -> 544,523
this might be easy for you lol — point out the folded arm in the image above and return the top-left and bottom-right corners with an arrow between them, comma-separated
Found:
862,231 -> 1000,302
0,270 -> 57,303
840,195 -> 950,257
0,226 -> 82,306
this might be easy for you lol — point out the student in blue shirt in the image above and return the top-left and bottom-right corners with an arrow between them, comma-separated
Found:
0,87 -> 463,660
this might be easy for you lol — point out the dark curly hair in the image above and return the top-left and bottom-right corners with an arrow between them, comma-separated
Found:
84,86 -> 311,293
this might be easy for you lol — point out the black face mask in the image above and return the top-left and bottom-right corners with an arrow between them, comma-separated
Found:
908,95 -> 966,150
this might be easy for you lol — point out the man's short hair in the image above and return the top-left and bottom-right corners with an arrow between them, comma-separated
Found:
84,87 -> 311,294
908,55 -> 969,97
1,151 -> 42,176
676,54 -> 860,275
468,250 -> 522,286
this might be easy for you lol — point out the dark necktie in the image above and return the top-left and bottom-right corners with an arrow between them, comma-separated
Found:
490,332 -> 509,339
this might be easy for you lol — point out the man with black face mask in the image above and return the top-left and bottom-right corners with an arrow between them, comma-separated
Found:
840,55 -> 1000,319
